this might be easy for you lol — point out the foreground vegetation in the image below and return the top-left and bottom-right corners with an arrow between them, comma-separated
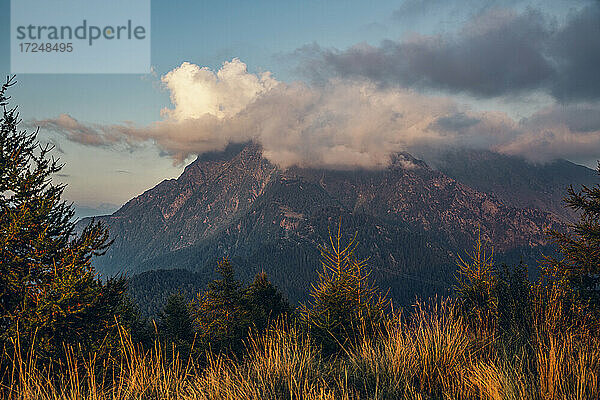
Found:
2,294 -> 599,400
2,76 -> 600,399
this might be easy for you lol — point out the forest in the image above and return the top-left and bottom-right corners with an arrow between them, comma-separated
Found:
2,74 -> 600,399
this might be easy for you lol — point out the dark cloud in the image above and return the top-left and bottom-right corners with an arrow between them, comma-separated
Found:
392,0 -> 585,21
393,0 -> 521,21
522,104 -> 600,133
550,4 -> 600,101
297,4 -> 600,101
432,113 -> 482,132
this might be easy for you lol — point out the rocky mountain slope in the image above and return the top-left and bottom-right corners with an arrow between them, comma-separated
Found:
81,143 -> 594,303
432,149 -> 598,222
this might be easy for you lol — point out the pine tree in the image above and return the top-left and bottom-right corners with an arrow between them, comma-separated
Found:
243,271 -> 290,332
194,258 -> 247,355
300,223 -> 389,355
454,230 -> 497,332
546,163 -> 600,310
495,262 -> 533,342
0,76 -> 125,361
159,293 -> 195,356
454,231 -> 534,340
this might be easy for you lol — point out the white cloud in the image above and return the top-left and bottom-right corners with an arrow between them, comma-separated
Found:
498,104 -> 600,162
161,59 -> 278,120
35,59 -> 600,168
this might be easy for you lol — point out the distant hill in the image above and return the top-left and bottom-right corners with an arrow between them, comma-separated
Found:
78,143 -> 596,306
73,203 -> 120,220
128,269 -> 208,317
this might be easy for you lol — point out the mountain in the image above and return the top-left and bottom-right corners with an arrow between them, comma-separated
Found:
73,202 -> 120,220
431,149 -> 598,222
80,143 -> 594,305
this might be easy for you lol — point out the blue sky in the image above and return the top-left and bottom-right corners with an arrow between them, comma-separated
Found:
0,0 -> 598,215
1,1 -> 403,123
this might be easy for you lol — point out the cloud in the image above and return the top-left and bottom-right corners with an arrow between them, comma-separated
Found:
432,113 -> 481,132
498,104 -> 600,162
34,114 -> 128,148
393,0 -> 522,21
297,4 -> 600,102
392,0 -> 582,20
160,59 -> 278,120
549,4 -> 600,101
521,104 -> 600,133
114,68 -> 465,168
35,59 -> 600,168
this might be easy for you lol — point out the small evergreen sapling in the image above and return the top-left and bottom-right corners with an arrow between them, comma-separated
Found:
300,223 -> 389,355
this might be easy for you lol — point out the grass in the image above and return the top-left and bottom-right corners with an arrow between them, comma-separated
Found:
2,298 -> 598,400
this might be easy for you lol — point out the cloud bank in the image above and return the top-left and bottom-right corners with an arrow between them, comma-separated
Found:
35,58 -> 600,169
297,4 -> 600,101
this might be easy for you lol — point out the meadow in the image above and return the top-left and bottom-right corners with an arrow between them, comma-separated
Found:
3,293 -> 599,400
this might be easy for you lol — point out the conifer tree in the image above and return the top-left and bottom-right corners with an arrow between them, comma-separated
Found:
300,223 -> 389,355
0,77 -> 125,360
193,260 -> 289,356
546,163 -> 600,310
243,271 -> 290,332
159,293 -> 195,355
454,230 -> 497,330
455,231 -> 534,339
194,258 -> 247,354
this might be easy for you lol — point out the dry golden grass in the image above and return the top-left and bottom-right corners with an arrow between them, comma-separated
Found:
2,299 -> 599,400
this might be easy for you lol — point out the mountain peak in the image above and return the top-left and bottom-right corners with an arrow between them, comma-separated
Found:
76,146 -> 599,303
389,152 -> 429,170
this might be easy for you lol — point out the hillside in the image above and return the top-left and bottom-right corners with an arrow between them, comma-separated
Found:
432,149 -> 598,222
75,143 -> 589,305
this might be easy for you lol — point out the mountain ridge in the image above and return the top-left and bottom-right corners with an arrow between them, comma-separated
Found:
431,149 -> 598,222
79,143 -> 594,303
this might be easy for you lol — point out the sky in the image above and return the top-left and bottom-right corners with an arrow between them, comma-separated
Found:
0,0 -> 599,216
